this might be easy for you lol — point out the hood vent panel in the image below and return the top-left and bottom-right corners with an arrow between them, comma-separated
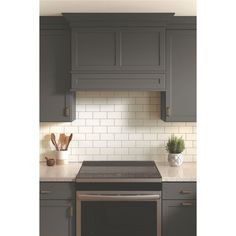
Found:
63,13 -> 175,91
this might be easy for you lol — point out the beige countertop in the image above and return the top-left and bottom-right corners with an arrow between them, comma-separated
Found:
40,161 -> 196,182
156,162 -> 196,182
40,162 -> 82,181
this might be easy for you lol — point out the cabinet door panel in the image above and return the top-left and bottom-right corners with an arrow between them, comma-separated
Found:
161,30 -> 196,121
40,30 -> 75,122
40,200 -> 75,236
163,200 -> 196,236
120,28 -> 165,70
72,29 -> 116,69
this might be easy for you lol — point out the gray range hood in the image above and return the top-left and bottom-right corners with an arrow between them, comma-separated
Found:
63,13 -> 176,91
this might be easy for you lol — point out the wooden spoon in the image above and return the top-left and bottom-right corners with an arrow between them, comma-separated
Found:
51,133 -> 59,151
64,133 -> 73,150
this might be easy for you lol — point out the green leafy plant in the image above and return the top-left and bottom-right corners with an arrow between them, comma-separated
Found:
166,135 -> 185,154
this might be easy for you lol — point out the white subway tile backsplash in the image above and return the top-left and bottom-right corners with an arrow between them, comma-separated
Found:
78,112 -> 93,119
107,140 -> 122,147
86,148 -> 100,155
73,133 -> 86,141
86,134 -> 100,140
135,140 -> 150,147
49,126 -> 65,133
40,91 -> 196,162
100,104 -> 114,112
86,119 -> 100,126
76,105 -> 86,112
101,134 -> 114,140
108,112 -> 122,119
93,127 -> 107,133
115,134 -> 129,140
144,134 -> 157,140
93,141 -> 107,147
122,140 -> 136,148
129,134 -> 143,140
115,105 -> 126,111
65,127 -> 79,133
78,141 -> 93,148
101,119 -> 115,126
72,119 -> 86,126
79,126 -> 93,133
115,148 -> 129,155
108,126 -> 122,133
179,127 -> 193,133
93,112 -> 107,119
86,105 -> 100,112
100,148 -> 114,155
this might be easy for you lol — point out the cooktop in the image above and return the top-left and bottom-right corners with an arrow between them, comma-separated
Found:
76,161 -> 162,182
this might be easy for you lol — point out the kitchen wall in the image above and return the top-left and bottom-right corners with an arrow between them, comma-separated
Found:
40,91 -> 196,162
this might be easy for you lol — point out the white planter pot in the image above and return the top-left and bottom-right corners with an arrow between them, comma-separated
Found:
55,150 -> 69,165
168,153 -> 184,167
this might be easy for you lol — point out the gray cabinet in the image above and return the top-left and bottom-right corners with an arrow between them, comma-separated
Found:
161,29 -> 196,121
162,182 -> 196,236
40,18 -> 76,122
40,182 -> 75,236
40,200 -> 75,236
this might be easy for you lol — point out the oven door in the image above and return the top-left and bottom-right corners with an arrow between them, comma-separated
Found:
76,191 -> 161,236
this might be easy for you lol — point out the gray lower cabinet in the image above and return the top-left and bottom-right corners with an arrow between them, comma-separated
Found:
40,200 -> 75,236
161,29 -> 196,122
40,182 -> 75,236
40,25 -> 76,122
162,182 -> 196,236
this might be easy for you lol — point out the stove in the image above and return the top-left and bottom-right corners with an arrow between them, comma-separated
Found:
76,161 -> 162,236
76,161 -> 162,182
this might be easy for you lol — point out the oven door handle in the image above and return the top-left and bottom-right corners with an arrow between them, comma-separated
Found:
78,194 -> 160,201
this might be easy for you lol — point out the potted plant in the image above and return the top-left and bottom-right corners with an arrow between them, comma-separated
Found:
166,135 -> 185,166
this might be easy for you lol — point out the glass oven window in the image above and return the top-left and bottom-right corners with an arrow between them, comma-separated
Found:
81,201 -> 157,236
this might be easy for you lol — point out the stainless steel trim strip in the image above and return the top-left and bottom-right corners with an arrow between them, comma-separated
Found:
76,178 -> 162,183
78,194 -> 160,201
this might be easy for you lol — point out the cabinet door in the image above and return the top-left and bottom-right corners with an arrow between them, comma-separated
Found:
120,28 -> 165,71
40,29 -> 75,122
162,200 -> 196,236
161,30 -> 196,121
40,200 -> 75,236
71,28 -> 117,71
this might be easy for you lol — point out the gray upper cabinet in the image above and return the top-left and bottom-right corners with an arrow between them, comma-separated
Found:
40,17 -> 76,122
161,26 -> 196,121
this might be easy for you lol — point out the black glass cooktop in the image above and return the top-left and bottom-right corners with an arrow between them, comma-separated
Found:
76,161 -> 161,181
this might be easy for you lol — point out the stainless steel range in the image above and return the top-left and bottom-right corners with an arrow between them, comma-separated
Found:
76,161 -> 162,236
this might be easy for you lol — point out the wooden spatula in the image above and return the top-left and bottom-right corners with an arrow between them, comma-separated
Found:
58,133 -> 66,151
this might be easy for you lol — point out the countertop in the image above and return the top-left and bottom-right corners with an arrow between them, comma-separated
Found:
40,162 -> 82,181
40,162 -> 196,182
